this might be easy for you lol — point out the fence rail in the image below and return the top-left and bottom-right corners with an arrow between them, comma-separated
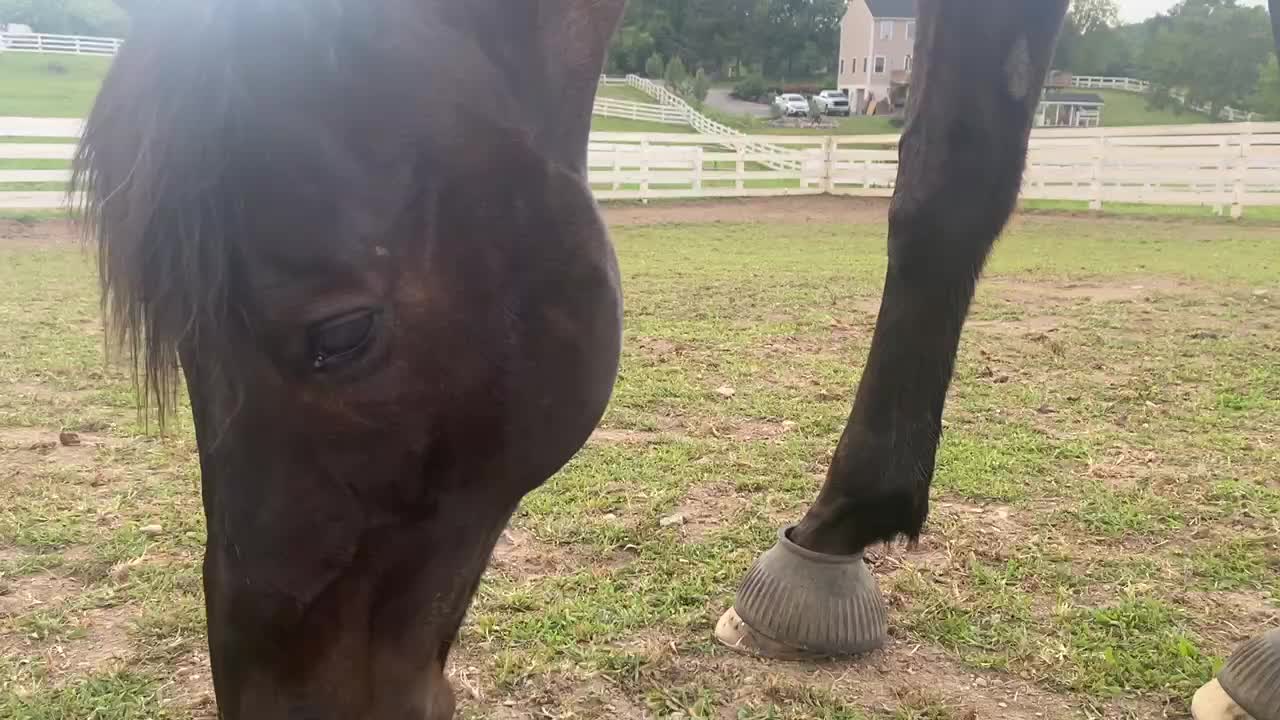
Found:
0,32 -> 121,56
619,74 -> 802,172
1068,75 -> 1263,123
593,97 -> 690,125
5,118 -> 1279,216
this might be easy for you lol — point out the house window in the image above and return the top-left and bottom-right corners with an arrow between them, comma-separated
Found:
906,22 -> 915,42
904,55 -> 913,72
874,56 -> 886,74
862,57 -> 868,72
840,58 -> 845,74
880,21 -> 893,40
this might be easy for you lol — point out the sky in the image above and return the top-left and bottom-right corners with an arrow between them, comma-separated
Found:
1117,0 -> 1268,23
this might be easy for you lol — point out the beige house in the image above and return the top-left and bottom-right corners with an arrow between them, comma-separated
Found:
837,0 -> 916,114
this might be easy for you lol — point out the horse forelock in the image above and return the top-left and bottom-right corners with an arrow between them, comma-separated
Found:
73,0 -> 511,428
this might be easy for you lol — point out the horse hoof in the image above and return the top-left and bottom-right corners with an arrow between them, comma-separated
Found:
715,605 -> 832,660
719,525 -> 887,660
1192,679 -> 1256,720
1208,628 -> 1280,720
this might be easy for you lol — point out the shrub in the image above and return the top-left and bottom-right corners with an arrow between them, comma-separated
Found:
664,56 -> 688,90
781,83 -> 822,97
807,96 -> 823,122
690,68 -> 711,104
732,75 -> 768,102
644,52 -> 665,80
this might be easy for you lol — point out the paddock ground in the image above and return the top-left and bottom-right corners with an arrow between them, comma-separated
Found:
0,198 -> 1277,719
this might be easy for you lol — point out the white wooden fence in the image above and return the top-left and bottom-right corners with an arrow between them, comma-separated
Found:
1069,75 -> 1263,123
593,97 -> 690,125
618,74 -> 802,172
5,118 -> 1279,217
0,32 -> 121,56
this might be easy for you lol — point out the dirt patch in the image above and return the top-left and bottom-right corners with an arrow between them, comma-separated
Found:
0,573 -> 135,682
987,277 -> 1198,305
969,315 -> 1068,337
661,484 -> 751,541
602,196 -> 889,227
626,633 -> 1084,720
589,428 -> 672,446
160,650 -> 217,719
489,528 -> 580,581
0,428 -> 114,473
50,607 -> 134,678
0,218 -> 80,245
0,572 -> 81,618
683,418 -> 793,443
1176,590 -> 1280,654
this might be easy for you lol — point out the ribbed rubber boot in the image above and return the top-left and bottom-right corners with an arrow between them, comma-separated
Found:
1218,629 -> 1280,720
731,525 -> 887,656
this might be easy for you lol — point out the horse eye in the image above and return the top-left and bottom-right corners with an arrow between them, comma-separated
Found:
307,310 -> 379,372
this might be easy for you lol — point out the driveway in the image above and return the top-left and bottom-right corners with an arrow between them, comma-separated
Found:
705,88 -> 772,119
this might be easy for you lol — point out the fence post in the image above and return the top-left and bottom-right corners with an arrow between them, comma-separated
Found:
1214,138 -> 1228,216
1089,136 -> 1105,211
822,137 -> 835,194
735,140 -> 745,192
693,147 -> 704,193
639,137 -> 651,203
1231,126 -> 1251,219
611,149 -> 621,192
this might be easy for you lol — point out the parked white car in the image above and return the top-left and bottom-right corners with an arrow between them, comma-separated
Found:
814,90 -> 851,116
773,93 -> 810,117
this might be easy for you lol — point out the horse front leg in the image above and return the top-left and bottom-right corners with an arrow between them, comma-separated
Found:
718,0 -> 1070,658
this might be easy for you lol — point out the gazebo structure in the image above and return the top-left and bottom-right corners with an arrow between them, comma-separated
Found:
1036,90 -> 1104,128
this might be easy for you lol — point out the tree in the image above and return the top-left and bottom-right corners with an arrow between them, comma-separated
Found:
644,52 -> 666,79
1250,57 -> 1280,118
690,68 -> 712,104
1137,0 -> 1274,114
664,55 -> 688,90
1054,0 -> 1128,73
1069,0 -> 1119,34
0,0 -> 128,36
604,0 -> 844,81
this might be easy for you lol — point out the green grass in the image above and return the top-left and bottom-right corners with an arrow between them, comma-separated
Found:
1021,199 -> 1280,223
598,85 -> 661,104
1092,89 -> 1216,127
0,55 -> 111,118
591,116 -> 697,133
2,201 -> 1278,718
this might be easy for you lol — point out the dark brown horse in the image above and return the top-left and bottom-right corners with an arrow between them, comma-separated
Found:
72,1 -> 1280,719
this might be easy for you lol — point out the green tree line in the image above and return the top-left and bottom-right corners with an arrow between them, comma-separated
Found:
1057,0 -> 1276,116
606,0 -> 845,82
0,0 -> 128,37
3,0 -> 1275,118
607,0 -> 1276,118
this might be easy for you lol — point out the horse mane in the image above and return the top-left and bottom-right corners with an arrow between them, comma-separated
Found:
73,1 -> 245,428
72,1 -> 502,427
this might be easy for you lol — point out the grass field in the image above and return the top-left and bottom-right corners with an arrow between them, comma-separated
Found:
0,55 -> 111,118
0,51 -> 1232,132
1,200 -> 1276,719
1089,90 -> 1216,126
598,85 -> 663,104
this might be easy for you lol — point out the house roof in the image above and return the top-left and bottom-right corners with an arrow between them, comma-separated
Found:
1042,91 -> 1105,105
865,0 -> 916,18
